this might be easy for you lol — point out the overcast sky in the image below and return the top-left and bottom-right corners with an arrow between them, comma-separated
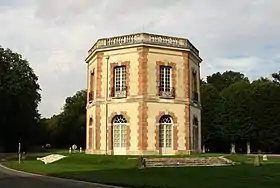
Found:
0,0 -> 279,118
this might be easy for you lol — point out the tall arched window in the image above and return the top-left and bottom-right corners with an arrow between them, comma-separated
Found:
112,115 -> 127,148
192,116 -> 199,151
192,69 -> 198,102
159,115 -> 173,148
89,118 -> 93,126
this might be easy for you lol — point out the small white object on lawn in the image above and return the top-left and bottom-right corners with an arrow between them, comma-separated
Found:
263,155 -> 268,161
37,154 -> 67,164
72,144 -> 77,150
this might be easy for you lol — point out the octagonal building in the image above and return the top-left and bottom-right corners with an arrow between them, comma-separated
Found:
85,33 -> 202,155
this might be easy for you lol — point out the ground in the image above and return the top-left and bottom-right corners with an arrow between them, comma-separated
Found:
3,153 -> 280,188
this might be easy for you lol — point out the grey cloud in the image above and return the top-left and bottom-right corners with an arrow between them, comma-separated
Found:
0,0 -> 280,117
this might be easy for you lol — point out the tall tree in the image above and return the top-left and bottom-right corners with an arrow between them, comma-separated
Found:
200,83 -> 220,151
215,80 -> 253,153
0,46 -> 41,152
251,78 -> 280,152
53,90 -> 86,148
206,71 -> 249,91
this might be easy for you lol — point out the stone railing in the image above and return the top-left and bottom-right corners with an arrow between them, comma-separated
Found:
88,33 -> 199,56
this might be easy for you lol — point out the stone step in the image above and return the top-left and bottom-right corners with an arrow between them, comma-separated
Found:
143,156 -> 234,167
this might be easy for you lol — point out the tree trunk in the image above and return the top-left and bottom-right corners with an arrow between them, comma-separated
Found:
231,142 -> 236,154
247,141 -> 251,154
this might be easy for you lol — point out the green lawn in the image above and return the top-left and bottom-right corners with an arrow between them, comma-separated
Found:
4,153 -> 280,188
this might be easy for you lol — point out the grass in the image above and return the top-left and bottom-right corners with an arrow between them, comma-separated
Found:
4,152 -> 280,188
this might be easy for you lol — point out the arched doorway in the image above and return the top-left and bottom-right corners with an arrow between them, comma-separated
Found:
192,116 -> 199,152
112,115 -> 127,155
159,115 -> 173,155
88,118 -> 93,150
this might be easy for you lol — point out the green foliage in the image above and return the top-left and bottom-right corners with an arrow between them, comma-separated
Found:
41,90 -> 87,148
206,71 -> 249,92
200,83 -> 219,144
272,71 -> 280,83
201,70 -> 280,153
0,46 -> 41,152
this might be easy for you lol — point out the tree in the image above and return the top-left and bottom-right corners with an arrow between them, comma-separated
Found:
206,71 -> 249,92
0,46 -> 41,152
200,83 -> 220,151
250,78 -> 280,152
42,90 -> 87,148
199,70 -> 280,154
272,71 -> 280,83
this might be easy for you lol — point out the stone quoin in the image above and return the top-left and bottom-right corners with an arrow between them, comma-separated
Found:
85,33 -> 202,155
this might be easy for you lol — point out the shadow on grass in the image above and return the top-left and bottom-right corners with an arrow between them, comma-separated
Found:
49,164 -> 280,188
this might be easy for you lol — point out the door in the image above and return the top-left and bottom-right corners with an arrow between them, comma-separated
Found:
159,115 -> 173,155
192,116 -> 199,153
113,115 -> 127,155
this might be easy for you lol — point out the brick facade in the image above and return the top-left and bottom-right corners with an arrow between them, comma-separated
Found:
137,103 -> 148,151
88,127 -> 93,149
183,52 -> 190,150
137,47 -> 149,151
88,118 -> 93,149
96,53 -> 104,98
86,43 -> 200,155
95,105 -> 101,150
138,47 -> 149,96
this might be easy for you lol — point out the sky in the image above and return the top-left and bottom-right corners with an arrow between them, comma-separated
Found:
0,0 -> 279,118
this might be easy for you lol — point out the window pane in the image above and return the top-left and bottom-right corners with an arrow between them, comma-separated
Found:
159,124 -> 165,147
114,124 -> 120,147
159,66 -> 171,92
121,124 -> 126,147
121,67 -> 126,90
114,66 -> 126,91
166,125 -> 172,148
114,66 -> 126,92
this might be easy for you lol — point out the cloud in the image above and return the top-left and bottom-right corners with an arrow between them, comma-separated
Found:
0,0 -> 279,117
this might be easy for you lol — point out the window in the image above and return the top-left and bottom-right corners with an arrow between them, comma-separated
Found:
112,115 -> 127,148
89,118 -> 93,127
159,115 -> 173,148
192,70 -> 198,102
113,66 -> 127,98
159,66 -> 174,98
192,116 -> 199,151
89,69 -> 94,102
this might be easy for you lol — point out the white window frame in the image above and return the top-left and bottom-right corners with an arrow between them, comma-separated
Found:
159,66 -> 172,92
159,115 -> 173,148
114,66 -> 126,98
114,66 -> 126,92
113,115 -> 127,148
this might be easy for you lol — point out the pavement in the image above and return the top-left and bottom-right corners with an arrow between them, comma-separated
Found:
0,154 -> 120,188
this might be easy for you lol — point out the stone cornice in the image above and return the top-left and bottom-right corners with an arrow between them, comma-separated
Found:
86,96 -> 201,109
85,33 -> 201,62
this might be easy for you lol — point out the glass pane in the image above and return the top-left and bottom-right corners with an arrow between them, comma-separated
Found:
159,66 -> 171,92
120,124 -> 126,147
115,66 -> 126,91
114,124 -> 120,147
159,125 -> 165,147
119,66 -> 126,90
166,124 -> 172,148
